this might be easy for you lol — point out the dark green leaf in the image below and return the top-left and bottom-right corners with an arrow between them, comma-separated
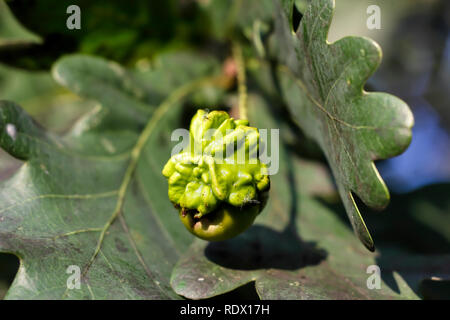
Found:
170,94 -> 449,300
0,53 -> 223,299
272,0 -> 414,250
0,0 -> 41,47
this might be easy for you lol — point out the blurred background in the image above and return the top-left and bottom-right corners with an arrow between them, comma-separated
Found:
0,0 -> 449,299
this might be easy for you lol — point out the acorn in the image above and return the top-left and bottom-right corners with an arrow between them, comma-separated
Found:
162,109 -> 270,241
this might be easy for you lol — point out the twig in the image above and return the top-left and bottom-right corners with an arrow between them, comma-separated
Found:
232,42 -> 248,120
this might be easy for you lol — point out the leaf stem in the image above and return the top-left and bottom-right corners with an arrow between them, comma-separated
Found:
232,42 -> 248,120
252,20 -> 266,58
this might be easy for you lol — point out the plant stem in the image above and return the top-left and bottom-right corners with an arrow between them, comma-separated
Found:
232,42 -> 248,120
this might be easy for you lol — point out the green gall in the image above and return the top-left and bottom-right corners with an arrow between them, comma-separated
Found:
162,109 -> 270,241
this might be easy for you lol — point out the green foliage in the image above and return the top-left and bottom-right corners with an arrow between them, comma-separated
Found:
0,0 -> 447,300
170,95 -> 448,299
0,52 -> 223,299
272,0 -> 413,250
0,0 -> 214,69
0,0 -> 41,47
